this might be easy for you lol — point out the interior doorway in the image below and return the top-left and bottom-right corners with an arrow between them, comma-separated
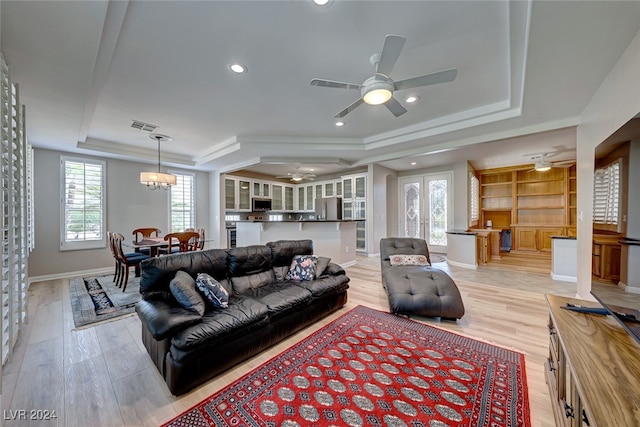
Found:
398,172 -> 452,253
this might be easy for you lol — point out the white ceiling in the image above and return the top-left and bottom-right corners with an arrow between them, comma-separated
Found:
2,1 -> 640,180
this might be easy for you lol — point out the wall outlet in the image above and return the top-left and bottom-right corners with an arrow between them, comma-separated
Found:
345,246 -> 349,253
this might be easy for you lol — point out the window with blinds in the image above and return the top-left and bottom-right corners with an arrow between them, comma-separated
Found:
593,159 -> 620,228
470,173 -> 480,225
60,156 -> 106,250
170,172 -> 195,232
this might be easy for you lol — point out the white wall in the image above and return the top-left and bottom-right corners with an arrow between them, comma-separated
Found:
29,148 -> 210,278
576,28 -> 640,298
369,163 -> 397,256
453,160 -> 471,230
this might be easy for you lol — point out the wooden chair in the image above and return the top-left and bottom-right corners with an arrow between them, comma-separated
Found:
187,228 -> 206,250
112,232 -> 150,291
162,231 -> 200,254
107,231 -> 120,284
132,227 -> 162,255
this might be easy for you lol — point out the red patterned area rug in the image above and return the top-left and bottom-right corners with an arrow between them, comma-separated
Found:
163,305 -> 530,427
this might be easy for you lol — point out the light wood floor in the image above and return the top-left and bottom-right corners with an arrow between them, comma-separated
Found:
0,256 -> 627,426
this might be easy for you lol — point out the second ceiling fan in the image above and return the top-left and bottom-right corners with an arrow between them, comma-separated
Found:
311,34 -> 458,118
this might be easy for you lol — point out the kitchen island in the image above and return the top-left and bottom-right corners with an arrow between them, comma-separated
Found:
236,220 -> 357,267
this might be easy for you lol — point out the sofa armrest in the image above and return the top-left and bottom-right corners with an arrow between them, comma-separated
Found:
135,299 -> 202,341
323,262 -> 346,277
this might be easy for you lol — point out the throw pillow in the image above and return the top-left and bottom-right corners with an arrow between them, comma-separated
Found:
389,254 -> 430,266
196,273 -> 229,309
315,256 -> 331,277
285,255 -> 318,281
169,270 -> 205,316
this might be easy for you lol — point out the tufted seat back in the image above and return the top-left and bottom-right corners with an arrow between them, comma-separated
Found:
380,237 -> 431,264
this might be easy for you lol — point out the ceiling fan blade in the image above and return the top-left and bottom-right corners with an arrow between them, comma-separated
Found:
376,35 -> 406,76
394,68 -> 458,91
334,98 -> 364,118
384,96 -> 407,117
311,79 -> 361,90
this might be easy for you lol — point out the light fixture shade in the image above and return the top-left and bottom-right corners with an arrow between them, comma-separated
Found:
363,88 -> 392,105
140,171 -> 177,189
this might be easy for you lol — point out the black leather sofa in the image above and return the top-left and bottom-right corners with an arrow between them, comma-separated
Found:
135,239 -> 349,395
380,237 -> 464,319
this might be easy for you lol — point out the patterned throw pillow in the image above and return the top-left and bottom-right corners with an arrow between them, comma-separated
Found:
196,273 -> 229,308
285,255 -> 318,281
389,254 -> 430,266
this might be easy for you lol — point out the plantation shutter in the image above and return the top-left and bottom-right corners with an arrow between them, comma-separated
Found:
593,160 -> 620,225
170,173 -> 195,232
61,157 -> 105,250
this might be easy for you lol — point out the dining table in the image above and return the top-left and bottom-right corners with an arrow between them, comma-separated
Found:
131,236 -> 169,257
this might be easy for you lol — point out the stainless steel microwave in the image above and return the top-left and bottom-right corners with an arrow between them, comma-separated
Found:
252,197 -> 272,211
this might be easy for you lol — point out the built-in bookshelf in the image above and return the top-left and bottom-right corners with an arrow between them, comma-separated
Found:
477,165 -> 576,254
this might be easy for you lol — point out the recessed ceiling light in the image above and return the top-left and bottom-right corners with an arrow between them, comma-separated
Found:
406,95 -> 419,103
411,162 -> 417,166
335,121 -> 345,127
312,0 -> 331,5
229,63 -> 247,74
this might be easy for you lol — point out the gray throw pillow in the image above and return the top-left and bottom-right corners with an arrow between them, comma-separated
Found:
169,270 -> 205,316
196,273 -> 229,308
315,256 -> 331,277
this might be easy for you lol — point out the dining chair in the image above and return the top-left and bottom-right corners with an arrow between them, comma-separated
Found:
162,231 -> 200,254
184,228 -> 206,250
107,231 -> 120,284
132,227 -> 162,255
112,232 -> 150,291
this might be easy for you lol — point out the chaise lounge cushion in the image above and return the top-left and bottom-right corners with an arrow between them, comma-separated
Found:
380,237 -> 465,319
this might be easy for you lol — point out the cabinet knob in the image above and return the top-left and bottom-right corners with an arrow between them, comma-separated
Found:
563,401 -> 575,419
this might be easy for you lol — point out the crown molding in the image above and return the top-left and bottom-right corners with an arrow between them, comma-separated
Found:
78,137 -> 195,166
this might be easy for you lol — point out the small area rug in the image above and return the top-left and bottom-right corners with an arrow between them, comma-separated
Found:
163,305 -> 530,427
69,273 -> 141,328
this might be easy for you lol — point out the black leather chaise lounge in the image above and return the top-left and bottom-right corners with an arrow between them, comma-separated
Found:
380,237 -> 465,319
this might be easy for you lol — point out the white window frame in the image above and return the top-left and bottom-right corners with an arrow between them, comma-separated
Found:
169,171 -> 195,232
593,158 -> 621,231
60,156 -> 106,251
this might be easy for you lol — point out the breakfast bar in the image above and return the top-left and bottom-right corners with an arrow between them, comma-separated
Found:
236,220 -> 357,267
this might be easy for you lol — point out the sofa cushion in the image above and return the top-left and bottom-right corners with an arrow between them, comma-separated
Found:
286,255 -> 318,281
273,265 -> 289,282
169,271 -> 205,316
251,282 -> 312,317
231,270 -> 276,294
267,239 -> 314,267
315,256 -> 331,277
289,275 -> 349,298
389,254 -> 430,266
170,296 -> 269,353
196,273 -> 229,309
227,245 -> 273,276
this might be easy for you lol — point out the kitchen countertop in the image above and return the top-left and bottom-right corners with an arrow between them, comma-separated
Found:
237,219 -> 361,223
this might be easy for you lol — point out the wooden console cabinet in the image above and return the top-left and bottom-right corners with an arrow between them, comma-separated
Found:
592,234 -> 621,282
545,294 -> 640,426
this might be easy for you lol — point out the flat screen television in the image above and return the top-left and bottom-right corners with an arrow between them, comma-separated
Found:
252,197 -> 272,212
591,290 -> 640,345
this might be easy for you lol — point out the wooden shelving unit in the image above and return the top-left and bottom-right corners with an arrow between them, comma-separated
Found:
477,164 -> 576,255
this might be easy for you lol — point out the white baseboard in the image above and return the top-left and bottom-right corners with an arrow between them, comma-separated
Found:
340,260 -> 357,269
367,252 -> 380,258
551,272 -> 577,283
29,267 -> 113,287
447,259 -> 477,270
618,281 -> 640,294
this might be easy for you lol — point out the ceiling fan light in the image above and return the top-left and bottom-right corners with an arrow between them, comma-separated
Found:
291,176 -> 303,182
535,162 -> 551,172
363,88 -> 392,105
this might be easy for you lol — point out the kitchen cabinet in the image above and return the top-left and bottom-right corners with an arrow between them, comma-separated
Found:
342,173 -> 367,251
305,184 -> 314,211
324,181 -> 334,197
271,184 -> 283,211
225,177 -> 251,211
252,180 -> 270,198
297,186 -> 305,211
284,185 -> 295,211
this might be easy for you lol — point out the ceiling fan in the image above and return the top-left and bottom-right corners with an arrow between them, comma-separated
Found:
276,168 -> 316,182
310,34 -> 458,118
528,153 -> 575,172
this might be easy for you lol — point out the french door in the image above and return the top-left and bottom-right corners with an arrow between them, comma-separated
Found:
398,172 -> 452,253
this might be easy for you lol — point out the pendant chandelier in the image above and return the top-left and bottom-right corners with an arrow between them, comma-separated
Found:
140,133 -> 176,190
